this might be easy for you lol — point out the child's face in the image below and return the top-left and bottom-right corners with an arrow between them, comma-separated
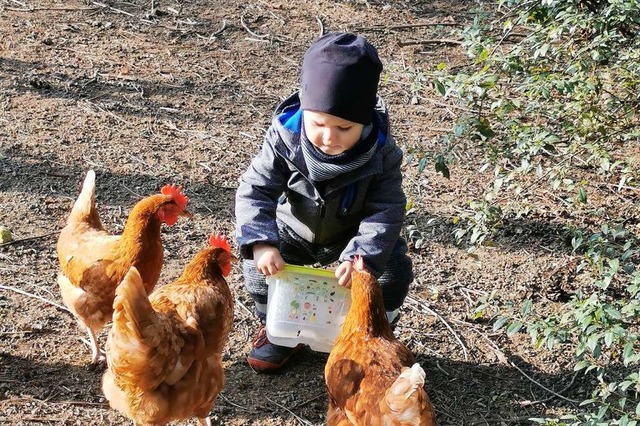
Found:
303,110 -> 364,156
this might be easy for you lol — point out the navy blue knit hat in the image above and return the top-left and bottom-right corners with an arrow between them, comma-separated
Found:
300,32 -> 383,125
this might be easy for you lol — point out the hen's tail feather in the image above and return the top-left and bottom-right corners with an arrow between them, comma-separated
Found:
109,267 -> 169,390
68,170 -> 102,228
383,363 -> 429,419
113,267 -> 155,336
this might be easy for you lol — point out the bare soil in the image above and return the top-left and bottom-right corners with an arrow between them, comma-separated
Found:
0,0 -> 621,425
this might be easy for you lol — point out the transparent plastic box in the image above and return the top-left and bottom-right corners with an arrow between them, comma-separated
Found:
266,264 -> 351,353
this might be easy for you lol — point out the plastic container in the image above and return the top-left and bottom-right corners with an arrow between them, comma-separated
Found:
265,264 -> 351,353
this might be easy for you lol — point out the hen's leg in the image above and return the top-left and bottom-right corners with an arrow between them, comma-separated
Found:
86,326 -> 105,364
198,417 -> 212,426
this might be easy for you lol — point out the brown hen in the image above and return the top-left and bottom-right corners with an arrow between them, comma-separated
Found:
57,170 -> 190,364
102,235 -> 235,426
325,256 -> 436,425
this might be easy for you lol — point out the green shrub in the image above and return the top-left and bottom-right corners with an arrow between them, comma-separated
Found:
426,0 -> 640,423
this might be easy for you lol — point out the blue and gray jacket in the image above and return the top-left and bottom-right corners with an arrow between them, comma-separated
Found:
235,92 -> 407,277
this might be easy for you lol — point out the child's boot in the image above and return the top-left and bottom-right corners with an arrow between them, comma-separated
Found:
247,325 -> 304,372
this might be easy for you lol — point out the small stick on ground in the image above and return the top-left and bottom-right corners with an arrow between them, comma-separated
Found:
208,20 -> 227,38
265,397 -> 314,426
353,22 -> 461,32
0,231 -> 57,247
0,285 -> 70,313
290,393 -> 325,410
234,297 -> 254,318
217,392 -> 255,413
316,16 -> 324,37
405,295 -> 469,360
240,15 -> 268,39
510,361 -> 580,404
240,15 -> 288,43
473,328 -> 580,404
91,1 -> 134,17
399,38 -> 463,47
6,6 -> 102,12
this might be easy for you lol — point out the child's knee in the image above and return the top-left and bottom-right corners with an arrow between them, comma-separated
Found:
242,259 -> 268,301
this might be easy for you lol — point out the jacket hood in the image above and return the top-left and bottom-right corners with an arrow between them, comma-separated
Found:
269,92 -> 394,162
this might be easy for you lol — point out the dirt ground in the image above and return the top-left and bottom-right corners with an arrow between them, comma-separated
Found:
0,0 -> 618,425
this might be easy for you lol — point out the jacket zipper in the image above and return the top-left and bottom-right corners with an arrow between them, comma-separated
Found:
313,199 -> 325,244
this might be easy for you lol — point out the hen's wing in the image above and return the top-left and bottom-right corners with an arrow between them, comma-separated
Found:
106,267 -> 187,391
326,337 -> 416,423
58,232 -> 121,287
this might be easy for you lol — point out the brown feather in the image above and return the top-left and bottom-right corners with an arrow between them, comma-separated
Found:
103,244 -> 235,425
56,170 -> 188,358
325,260 -> 436,425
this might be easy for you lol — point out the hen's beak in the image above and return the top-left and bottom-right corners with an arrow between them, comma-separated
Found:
180,210 -> 193,219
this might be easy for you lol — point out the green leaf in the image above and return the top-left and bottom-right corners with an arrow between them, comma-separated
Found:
435,155 -> 450,179
623,342 -> 635,366
578,187 -> 587,203
418,157 -> 427,173
434,79 -> 446,96
506,321 -> 523,336
493,316 -> 509,331
475,118 -> 496,139
587,333 -> 600,352
604,331 -> 614,347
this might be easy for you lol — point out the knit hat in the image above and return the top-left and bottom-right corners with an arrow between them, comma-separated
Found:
300,32 -> 382,125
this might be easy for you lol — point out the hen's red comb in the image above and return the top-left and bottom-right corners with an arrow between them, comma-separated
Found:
209,234 -> 231,253
353,255 -> 365,271
161,184 -> 188,210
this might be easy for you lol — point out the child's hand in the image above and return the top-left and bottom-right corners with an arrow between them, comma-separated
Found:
335,260 -> 353,288
253,243 -> 284,276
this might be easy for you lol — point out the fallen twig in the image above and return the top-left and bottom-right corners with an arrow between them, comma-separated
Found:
265,397 -> 313,426
290,393 -> 325,410
399,38 -> 463,47
473,329 -> 580,404
510,361 -> 580,404
84,100 -> 133,125
209,19 -> 227,38
419,96 -> 474,112
0,395 -> 107,407
234,297 -> 254,319
354,22 -> 461,32
469,416 -> 539,424
519,372 -> 579,406
240,15 -> 288,43
91,1 -> 134,17
404,295 -> 469,360
240,15 -> 268,39
218,392 -> 256,413
0,231 -> 57,247
0,285 -> 70,313
5,6 -> 101,12
466,325 -> 509,365
316,16 -> 324,37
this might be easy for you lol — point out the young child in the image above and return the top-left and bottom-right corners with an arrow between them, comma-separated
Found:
235,32 -> 414,372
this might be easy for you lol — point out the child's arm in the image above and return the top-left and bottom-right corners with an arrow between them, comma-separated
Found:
235,131 -> 288,260
339,146 -> 406,277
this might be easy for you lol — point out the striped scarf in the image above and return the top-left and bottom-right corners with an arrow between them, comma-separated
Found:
301,120 -> 378,182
